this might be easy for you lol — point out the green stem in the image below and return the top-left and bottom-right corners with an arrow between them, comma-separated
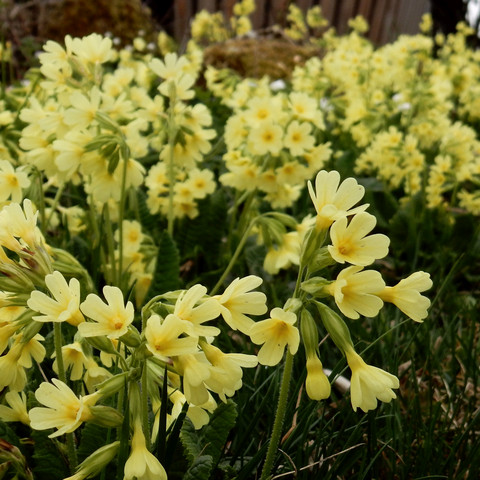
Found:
210,218 -> 257,295
260,351 -> 294,480
54,322 -> 78,471
141,364 -> 150,450
166,89 -> 178,237
117,148 -> 129,289
36,171 -> 47,236
103,206 -> 117,285
45,183 -> 65,230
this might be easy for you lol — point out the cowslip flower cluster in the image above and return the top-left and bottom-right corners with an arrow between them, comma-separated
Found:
216,81 -> 332,209
263,170 -> 433,412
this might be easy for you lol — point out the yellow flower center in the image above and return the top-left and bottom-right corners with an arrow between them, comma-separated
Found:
6,173 -> 18,187
257,109 -> 268,119
262,132 -> 273,142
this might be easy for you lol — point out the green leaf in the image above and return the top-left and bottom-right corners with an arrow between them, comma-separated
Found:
180,418 -> 202,464
76,422 -> 109,463
176,190 -> 227,268
146,230 -> 180,299
180,401 -> 238,474
30,430 -> 70,480
136,188 -> 162,236
202,400 -> 237,466
183,455 -> 214,480
0,420 -> 22,449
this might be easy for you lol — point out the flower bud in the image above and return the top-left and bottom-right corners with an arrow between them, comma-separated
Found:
315,301 -> 354,354
95,372 -> 128,398
301,277 -> 331,296
63,442 -> 120,480
299,224 -> 327,266
120,325 -> 141,347
283,297 -> 303,314
84,335 -> 119,355
88,406 -> 123,427
305,355 -> 331,401
300,308 -> 319,355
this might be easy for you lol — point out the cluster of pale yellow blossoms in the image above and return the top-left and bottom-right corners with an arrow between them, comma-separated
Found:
0,165 -> 433,478
0,5 -> 449,477
203,7 -> 480,216
218,84 -> 332,208
258,169 -> 433,411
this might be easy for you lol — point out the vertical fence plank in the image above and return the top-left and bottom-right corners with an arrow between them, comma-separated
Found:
357,0 -> 374,21
320,0 -> 337,28
197,0 -> 216,12
221,0 -> 237,18
336,0 -> 358,34
368,0 -> 389,44
266,0 -> 291,27
394,0 -> 429,36
251,0 -> 267,29
296,0 -> 314,12
174,0 -> 194,44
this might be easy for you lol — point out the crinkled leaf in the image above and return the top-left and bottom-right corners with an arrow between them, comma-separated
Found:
183,454 -> 213,480
147,230 -> 180,299
31,430 -> 70,480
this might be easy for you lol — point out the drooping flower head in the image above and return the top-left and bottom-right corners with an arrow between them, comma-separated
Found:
376,271 -> 433,322
345,348 -> 399,413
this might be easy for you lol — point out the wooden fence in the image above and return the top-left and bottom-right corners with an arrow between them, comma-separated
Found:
170,0 -> 430,46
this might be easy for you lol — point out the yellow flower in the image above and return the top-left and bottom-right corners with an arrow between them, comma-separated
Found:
250,308 -> 300,366
328,212 -> 390,266
0,391 -> 30,425
201,340 -> 258,401
174,352 -> 211,405
346,348 -> 399,412
308,170 -> 368,230
79,286 -> 134,339
149,52 -> 190,81
0,199 -> 41,253
29,379 -> 100,437
305,355 -> 331,401
214,275 -> 268,334
15,333 -> 46,368
145,314 -> 198,358
28,271 -> 84,326
0,343 -> 27,391
376,271 -> 433,322
284,120 -> 315,156
185,168 -> 216,199
247,121 -> 284,156
53,342 -> 90,381
325,266 -> 385,319
263,231 -> 301,275
69,33 -> 114,64
0,160 -> 30,203
124,419 -> 167,480
173,284 -> 222,337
